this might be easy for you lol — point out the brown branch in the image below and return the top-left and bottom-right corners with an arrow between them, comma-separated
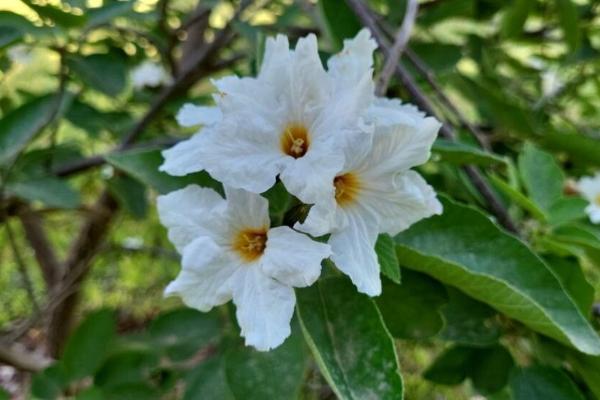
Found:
0,343 -> 51,372
345,0 -> 519,234
376,0 -> 418,96
18,206 -> 64,288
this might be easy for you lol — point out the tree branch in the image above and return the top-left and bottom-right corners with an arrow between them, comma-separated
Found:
0,343 -> 51,373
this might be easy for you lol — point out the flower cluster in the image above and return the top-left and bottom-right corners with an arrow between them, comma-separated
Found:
577,173 -> 600,224
157,29 -> 442,350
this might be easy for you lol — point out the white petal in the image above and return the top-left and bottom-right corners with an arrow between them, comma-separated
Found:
157,185 -> 226,252
197,119 -> 284,194
176,104 -> 222,127
261,226 -> 330,287
279,142 -> 344,204
232,268 -> 296,351
330,208 -> 381,296
327,28 -> 377,86
364,170 -> 442,236
586,204 -> 600,224
577,173 -> 600,202
165,236 -> 238,311
223,186 -> 270,229
160,129 -> 214,176
259,35 -> 291,82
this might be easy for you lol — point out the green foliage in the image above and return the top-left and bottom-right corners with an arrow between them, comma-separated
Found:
375,233 -> 401,283
296,278 -> 404,399
509,366 -> 585,400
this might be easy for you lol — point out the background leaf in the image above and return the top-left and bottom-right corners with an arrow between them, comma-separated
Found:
509,366 -> 585,400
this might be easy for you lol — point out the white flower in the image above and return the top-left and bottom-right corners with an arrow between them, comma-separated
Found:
577,173 -> 600,224
296,98 -> 442,296
160,32 -> 375,205
157,185 -> 330,351
131,61 -> 171,89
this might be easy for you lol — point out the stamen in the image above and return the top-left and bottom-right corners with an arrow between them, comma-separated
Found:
334,173 -> 362,207
281,123 -> 310,158
233,228 -> 267,262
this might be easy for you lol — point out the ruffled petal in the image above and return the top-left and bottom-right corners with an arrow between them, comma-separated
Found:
231,268 -> 296,351
223,186 -> 270,229
165,236 -> 238,311
261,226 -> 330,287
156,185 -> 226,252
160,129 -> 215,176
176,104 -> 222,127
329,208 -> 381,296
327,28 -> 377,87
294,197 -> 338,237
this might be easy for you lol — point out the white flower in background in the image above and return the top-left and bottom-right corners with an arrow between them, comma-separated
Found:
541,69 -> 563,98
7,45 -> 33,65
577,173 -> 600,224
131,61 -> 171,89
297,98 -> 442,296
160,32 -> 375,205
157,185 -> 330,350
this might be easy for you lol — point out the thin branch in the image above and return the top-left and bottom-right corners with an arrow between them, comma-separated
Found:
18,206 -> 64,288
0,343 -> 51,373
5,222 -> 40,313
376,0 -> 418,96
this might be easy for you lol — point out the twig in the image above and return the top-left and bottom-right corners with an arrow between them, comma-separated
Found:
345,0 -> 519,234
0,343 -> 51,373
376,0 -> 418,96
5,222 -> 40,313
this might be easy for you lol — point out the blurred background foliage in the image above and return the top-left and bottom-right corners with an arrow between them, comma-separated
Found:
1,0 -> 600,398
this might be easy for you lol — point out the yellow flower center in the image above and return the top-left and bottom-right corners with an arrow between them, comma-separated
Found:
232,228 -> 268,262
280,123 -> 310,158
334,173 -> 361,207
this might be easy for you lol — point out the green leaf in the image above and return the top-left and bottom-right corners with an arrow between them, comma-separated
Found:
433,139 -> 507,166
23,1 -> 87,28
185,356 -> 234,400
108,175 -> 148,219
105,148 -> 221,195
0,95 -> 62,165
225,328 -> 306,400
76,387 -> 105,400
67,53 -> 127,97
0,388 -> 7,400
86,1 -> 135,27
7,176 -> 80,208
95,351 -> 159,389
547,197 -> 587,226
439,287 -> 501,346
394,196 -> 600,355
65,99 -> 132,137
490,174 -> 546,221
518,143 -> 564,212
31,364 -> 68,399
102,383 -> 160,400
319,0 -> 361,50
296,277 -> 403,400
501,0 -> 533,38
544,257 -> 594,316
554,0 -> 581,51
568,353 -> 600,400
410,43 -> 462,74
375,234 -> 401,283
148,308 -> 220,361
0,26 -> 22,48
424,346 -> 474,385
62,309 -> 116,380
376,271 -> 447,339
509,366 -> 585,400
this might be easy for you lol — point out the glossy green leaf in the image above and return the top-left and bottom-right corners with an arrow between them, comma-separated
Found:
147,308 -> 221,361
518,143 -> 564,212
376,272 -> 447,339
554,0 -> 580,51
185,356 -> 234,400
544,257 -> 594,316
394,197 -> 600,355
547,197 -> 587,226
490,175 -> 546,221
67,53 -> 127,97
501,0 -> 533,38
225,328 -> 306,400
0,95 -> 61,165
62,310 -> 116,380
439,287 -> 500,346
95,351 -> 159,389
296,277 -> 403,400
509,366 -> 585,400
375,234 -> 401,283
433,139 -> 506,166
108,175 -> 148,219
105,148 -> 221,195
7,176 -> 80,208
319,0 -> 361,50
424,346 -> 474,385
568,353 -> 600,400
